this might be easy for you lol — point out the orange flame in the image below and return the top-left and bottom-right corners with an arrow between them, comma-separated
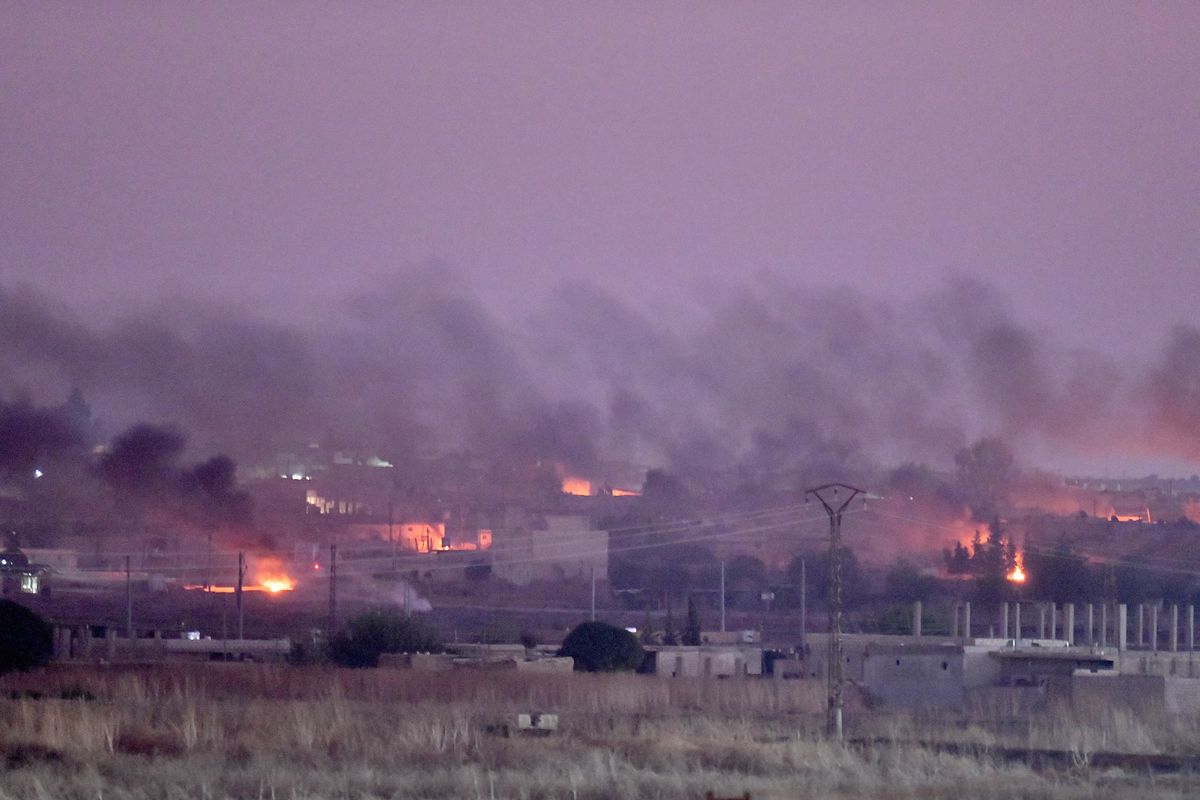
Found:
562,477 -> 592,496
1007,553 -> 1026,583
260,576 -> 294,593
252,556 -> 295,593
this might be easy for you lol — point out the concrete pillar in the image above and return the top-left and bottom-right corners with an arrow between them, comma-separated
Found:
963,602 -> 972,642
951,604 -> 959,638
1118,604 -> 1128,651
78,626 -> 93,658
1038,604 -> 1046,639
105,628 -> 117,662
1001,603 -> 1009,641
1100,604 -> 1108,647
1014,603 -> 1022,642
53,626 -> 70,660
1086,603 -> 1094,645
1189,605 -> 1195,651
912,601 -> 922,637
1151,605 -> 1159,653
1051,604 -> 1058,640
1137,604 -> 1145,648
1171,605 -> 1179,652
1065,604 -> 1075,645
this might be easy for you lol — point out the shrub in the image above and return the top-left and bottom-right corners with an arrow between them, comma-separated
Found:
0,600 -> 53,674
327,611 -> 442,668
558,621 -> 644,672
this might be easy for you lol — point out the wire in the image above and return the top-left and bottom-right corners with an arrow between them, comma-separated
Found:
69,500 -> 838,577
860,506 -> 1200,579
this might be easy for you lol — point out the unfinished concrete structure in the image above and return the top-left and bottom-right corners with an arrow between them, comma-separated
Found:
642,644 -> 764,678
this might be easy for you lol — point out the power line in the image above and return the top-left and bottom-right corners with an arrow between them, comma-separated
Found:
73,506 -> 842,578
860,507 -> 1200,579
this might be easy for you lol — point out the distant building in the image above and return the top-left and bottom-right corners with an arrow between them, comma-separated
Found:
641,644 -> 764,678
0,547 -> 48,596
492,511 -> 607,586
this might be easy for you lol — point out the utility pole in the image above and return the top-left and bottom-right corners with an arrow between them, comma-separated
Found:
125,556 -> 133,642
720,560 -> 726,633
388,502 -> 397,572
328,543 -> 338,636
806,482 -> 865,740
236,552 -> 246,641
800,558 -> 807,653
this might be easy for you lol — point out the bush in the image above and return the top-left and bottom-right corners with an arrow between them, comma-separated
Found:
558,621 -> 644,672
327,611 -> 442,668
0,600 -> 53,674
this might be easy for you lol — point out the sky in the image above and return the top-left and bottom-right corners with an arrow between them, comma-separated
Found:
1,3 -> 1198,476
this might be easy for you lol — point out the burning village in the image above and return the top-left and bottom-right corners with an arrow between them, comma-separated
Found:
3,3 -> 1200,799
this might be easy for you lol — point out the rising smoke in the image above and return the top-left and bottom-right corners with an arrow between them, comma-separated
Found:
0,269 -> 1197,494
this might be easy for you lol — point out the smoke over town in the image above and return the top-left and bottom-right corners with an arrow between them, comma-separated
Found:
1,269 -> 1197,490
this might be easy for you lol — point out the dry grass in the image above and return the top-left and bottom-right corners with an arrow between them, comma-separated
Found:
0,665 -> 1197,799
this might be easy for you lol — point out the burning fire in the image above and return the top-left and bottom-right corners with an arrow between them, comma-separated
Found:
184,555 -> 296,594
562,477 -> 592,496
251,556 -> 295,593
259,575 -> 294,593
1007,553 -> 1027,583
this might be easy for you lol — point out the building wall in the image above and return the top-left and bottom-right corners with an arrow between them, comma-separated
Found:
647,646 -> 763,678
1118,651 -> 1200,678
23,548 -> 78,571
862,646 -> 968,711
492,513 -> 607,586
1064,673 -> 1200,715
531,516 -> 607,581
346,522 -> 446,552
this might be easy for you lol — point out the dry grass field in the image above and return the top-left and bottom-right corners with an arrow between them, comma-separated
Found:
1,665 -> 1199,799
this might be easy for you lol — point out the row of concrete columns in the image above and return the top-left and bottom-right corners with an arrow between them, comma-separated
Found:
52,625 -> 165,662
912,602 -> 1198,652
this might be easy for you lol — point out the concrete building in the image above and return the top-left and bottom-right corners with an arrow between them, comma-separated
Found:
491,512 -> 607,586
642,644 -> 764,678
347,521 -> 447,552
0,547 -> 49,596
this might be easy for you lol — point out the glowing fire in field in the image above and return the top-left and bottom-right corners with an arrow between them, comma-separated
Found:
1007,554 -> 1027,583
252,556 -> 295,593
260,575 -> 294,593
184,555 -> 296,594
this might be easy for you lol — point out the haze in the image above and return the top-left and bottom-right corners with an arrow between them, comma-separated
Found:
2,3 -> 1198,476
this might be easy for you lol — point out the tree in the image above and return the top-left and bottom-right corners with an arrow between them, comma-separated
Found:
558,621 -> 644,672
1024,540 -> 1096,603
881,560 -> 938,603
785,547 -> 867,609
639,608 -> 655,643
327,611 -> 442,668
724,555 -> 767,588
683,596 -> 702,645
943,541 -> 971,575
662,598 -> 678,645
0,600 -> 53,674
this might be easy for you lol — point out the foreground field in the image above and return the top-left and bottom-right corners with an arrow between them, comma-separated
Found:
2,665 -> 1200,799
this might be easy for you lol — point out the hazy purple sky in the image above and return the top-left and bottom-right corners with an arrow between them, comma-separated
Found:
3,3 -> 1197,346
2,3 -> 1199,477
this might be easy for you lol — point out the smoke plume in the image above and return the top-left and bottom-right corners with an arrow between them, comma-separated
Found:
0,269 -> 1197,491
